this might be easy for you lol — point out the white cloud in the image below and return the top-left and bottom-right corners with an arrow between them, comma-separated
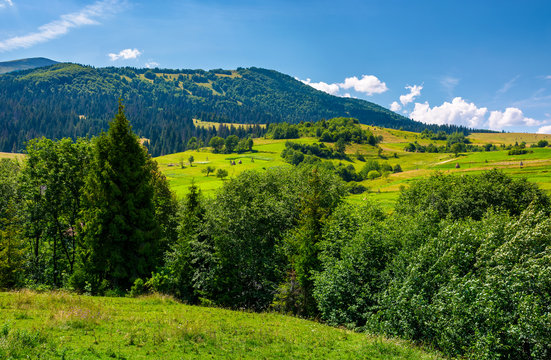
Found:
537,125 -> 551,134
108,48 -> 141,61
339,75 -> 388,96
390,101 -> 401,112
300,78 -> 339,95
298,74 -> 388,97
410,97 -> 488,128
399,84 -> 423,106
545,75 -> 551,80
145,61 -> 159,68
410,97 -> 542,131
0,0 -> 121,52
488,108 -> 540,130
0,0 -> 13,9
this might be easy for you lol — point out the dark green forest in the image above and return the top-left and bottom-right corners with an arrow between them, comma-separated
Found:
0,63 -> 489,156
1,107 -> 550,359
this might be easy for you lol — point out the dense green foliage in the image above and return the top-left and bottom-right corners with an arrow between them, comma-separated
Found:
0,159 -> 24,288
80,103 -> 161,291
0,105 -> 177,293
312,171 -> 551,359
0,63 -> 483,155
267,117 -> 381,145
1,101 -> 550,359
395,169 -> 549,220
281,141 -> 347,163
404,131 -> 494,154
158,167 -> 346,312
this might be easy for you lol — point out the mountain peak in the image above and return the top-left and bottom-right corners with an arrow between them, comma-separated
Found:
0,57 -> 58,74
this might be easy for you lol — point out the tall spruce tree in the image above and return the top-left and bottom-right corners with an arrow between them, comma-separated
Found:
82,101 -> 159,291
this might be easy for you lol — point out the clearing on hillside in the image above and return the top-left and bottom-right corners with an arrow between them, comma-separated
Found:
0,291 -> 440,360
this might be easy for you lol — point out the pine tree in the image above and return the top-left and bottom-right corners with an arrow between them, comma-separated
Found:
82,100 -> 159,291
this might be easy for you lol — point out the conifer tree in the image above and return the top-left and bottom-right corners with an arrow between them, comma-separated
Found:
82,100 -> 159,291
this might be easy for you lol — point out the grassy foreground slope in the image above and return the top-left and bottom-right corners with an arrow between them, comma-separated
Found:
0,291 -> 440,360
156,125 -> 551,209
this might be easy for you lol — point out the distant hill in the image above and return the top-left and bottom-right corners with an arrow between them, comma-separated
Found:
0,62 -> 485,156
0,57 -> 58,74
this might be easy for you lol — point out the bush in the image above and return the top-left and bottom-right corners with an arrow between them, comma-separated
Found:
395,169 -> 550,220
144,71 -> 156,80
314,204 -> 392,327
129,278 -> 146,297
347,182 -> 368,194
374,207 -> 551,358
508,148 -> 531,155
366,170 -> 381,180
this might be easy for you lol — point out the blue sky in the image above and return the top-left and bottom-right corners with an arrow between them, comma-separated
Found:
1,0 -> 551,133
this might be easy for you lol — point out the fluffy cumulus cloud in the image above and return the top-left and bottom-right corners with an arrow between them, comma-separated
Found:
298,74 -> 387,97
410,97 -> 541,131
108,48 -> 142,61
0,0 -> 121,52
339,75 -> 388,96
488,108 -> 539,130
537,125 -> 551,134
390,101 -> 401,112
399,85 -> 423,106
300,78 -> 340,95
0,0 -> 13,9
410,97 -> 488,128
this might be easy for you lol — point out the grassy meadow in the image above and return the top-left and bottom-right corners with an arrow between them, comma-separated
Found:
156,126 -> 551,210
0,291 -> 440,359
0,152 -> 25,160
3,126 -> 550,210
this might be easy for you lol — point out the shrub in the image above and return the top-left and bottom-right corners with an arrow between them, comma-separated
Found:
129,278 -> 146,297
367,170 -> 381,180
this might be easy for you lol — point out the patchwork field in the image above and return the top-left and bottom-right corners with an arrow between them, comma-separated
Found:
4,126 -> 550,210
0,291 -> 440,359
156,126 -> 551,210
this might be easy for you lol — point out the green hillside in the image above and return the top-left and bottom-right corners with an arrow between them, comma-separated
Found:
0,291 -> 440,359
0,62 -> 480,156
156,124 -> 551,209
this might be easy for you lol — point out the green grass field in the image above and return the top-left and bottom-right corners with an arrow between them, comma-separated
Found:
4,126 -> 550,210
157,127 -> 551,210
0,291 -> 440,359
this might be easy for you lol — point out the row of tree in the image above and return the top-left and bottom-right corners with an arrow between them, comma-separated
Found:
266,117 -> 382,146
208,135 -> 254,154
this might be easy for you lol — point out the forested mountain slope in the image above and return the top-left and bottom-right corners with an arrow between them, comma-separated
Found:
0,62 -> 483,156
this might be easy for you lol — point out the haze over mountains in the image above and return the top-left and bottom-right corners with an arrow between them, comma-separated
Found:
0,58 -> 485,156
0,57 -> 58,74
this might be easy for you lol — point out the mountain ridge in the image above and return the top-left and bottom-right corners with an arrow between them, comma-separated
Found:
0,57 -> 58,74
0,61 -> 489,156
